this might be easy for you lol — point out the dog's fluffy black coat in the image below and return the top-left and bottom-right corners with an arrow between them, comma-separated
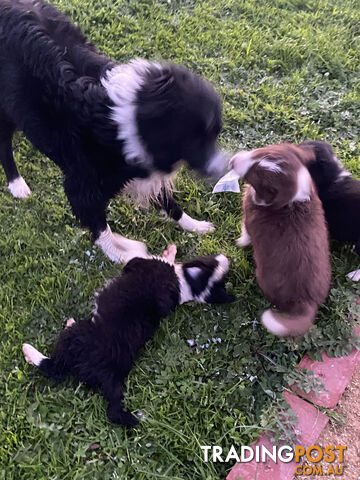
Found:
0,0 -> 222,251
23,254 -> 233,426
300,140 -> 360,254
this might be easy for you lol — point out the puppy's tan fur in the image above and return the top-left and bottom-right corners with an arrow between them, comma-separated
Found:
232,143 -> 331,336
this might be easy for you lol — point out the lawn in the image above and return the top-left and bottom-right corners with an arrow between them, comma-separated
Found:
1,0 -> 360,479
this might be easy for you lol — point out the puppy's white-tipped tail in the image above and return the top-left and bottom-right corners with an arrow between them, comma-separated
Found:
261,303 -> 317,337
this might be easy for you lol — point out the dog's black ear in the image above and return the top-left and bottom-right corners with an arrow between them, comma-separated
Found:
183,265 -> 209,297
205,282 -> 235,304
137,68 -> 177,118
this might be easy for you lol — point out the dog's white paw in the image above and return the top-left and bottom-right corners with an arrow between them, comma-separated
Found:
96,225 -> 150,263
22,343 -> 47,366
8,176 -> 31,199
346,269 -> 360,281
178,213 -> 215,234
236,235 -> 251,247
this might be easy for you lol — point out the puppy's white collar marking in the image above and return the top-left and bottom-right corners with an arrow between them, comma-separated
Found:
292,166 -> 311,203
174,264 -> 194,304
8,176 -> 31,199
101,59 -> 161,167
22,343 -> 47,366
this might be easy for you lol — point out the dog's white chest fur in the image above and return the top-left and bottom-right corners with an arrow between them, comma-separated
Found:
121,172 -> 175,208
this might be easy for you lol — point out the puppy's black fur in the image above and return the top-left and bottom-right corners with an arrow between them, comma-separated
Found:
23,254 -> 233,426
300,140 -> 360,254
0,0 -> 223,249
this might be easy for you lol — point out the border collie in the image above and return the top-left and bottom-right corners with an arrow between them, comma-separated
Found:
299,140 -> 360,281
0,0 -> 225,262
22,243 -> 233,426
231,143 -> 331,337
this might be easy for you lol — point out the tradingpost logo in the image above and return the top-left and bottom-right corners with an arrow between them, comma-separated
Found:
201,445 -> 347,476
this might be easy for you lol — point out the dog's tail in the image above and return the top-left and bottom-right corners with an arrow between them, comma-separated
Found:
22,343 -> 68,382
261,302 -> 317,337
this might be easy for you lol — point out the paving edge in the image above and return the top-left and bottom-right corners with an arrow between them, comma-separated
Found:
227,327 -> 360,480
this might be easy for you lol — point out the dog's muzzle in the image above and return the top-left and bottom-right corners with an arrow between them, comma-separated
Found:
203,151 -> 228,180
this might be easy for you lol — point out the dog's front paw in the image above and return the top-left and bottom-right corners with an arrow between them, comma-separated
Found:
346,269 -> 360,281
193,220 -> 215,234
8,176 -> 31,199
236,235 -> 251,247
178,213 -> 215,234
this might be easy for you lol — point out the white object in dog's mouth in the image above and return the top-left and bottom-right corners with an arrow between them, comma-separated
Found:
212,169 -> 241,193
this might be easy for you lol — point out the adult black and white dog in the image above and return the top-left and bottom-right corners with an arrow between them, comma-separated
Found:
0,0 -> 224,262
299,140 -> 360,281
23,244 -> 233,426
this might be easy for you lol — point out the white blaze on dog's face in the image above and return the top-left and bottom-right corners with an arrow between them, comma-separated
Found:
175,254 -> 233,304
231,144 -> 314,208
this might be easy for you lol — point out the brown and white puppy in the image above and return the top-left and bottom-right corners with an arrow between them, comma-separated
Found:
231,143 -> 331,337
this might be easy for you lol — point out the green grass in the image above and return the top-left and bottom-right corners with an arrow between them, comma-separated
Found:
1,0 -> 360,478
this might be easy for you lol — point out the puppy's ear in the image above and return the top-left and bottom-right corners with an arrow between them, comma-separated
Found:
245,167 -> 278,206
184,267 -> 202,280
205,282 -> 235,304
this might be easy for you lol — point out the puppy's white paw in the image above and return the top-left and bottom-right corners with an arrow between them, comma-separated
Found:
162,244 -> 177,264
8,176 -> 31,199
66,318 -> 76,328
22,343 -> 47,366
178,213 -> 215,234
236,235 -> 251,247
346,269 -> 360,281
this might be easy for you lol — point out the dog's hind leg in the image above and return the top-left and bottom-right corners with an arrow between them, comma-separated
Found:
22,343 -> 47,367
22,341 -> 69,382
64,176 -> 149,263
0,109 -> 31,198
96,224 -> 150,263
102,375 -> 139,427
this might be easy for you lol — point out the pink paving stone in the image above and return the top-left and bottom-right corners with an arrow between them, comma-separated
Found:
292,327 -> 360,408
226,392 -> 329,480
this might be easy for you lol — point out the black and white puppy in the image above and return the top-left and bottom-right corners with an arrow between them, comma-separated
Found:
299,140 -> 360,281
22,244 -> 233,426
0,0 -> 225,262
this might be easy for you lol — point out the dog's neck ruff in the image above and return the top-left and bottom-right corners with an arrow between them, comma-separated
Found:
121,171 -> 175,209
101,59 -> 161,168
